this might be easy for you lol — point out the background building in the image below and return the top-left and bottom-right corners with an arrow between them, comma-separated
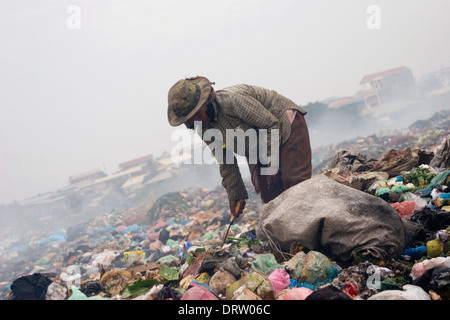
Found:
360,66 -> 416,108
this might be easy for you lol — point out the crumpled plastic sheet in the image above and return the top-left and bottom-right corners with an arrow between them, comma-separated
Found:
368,285 -> 430,300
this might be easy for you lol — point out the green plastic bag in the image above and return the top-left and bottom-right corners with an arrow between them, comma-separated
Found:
68,286 -> 110,300
251,253 -> 283,275
201,231 -> 214,242
159,265 -> 179,281
165,239 -> 179,248
122,279 -> 159,298
377,187 -> 390,196
226,270 -> 274,300
156,254 -> 180,265
430,169 -> 450,186
391,185 -> 408,194
295,251 -> 337,284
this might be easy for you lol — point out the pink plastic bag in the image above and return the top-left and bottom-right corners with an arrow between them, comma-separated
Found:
391,201 -> 416,219
181,285 -> 219,300
268,268 -> 290,295
278,287 -> 313,300
147,232 -> 160,241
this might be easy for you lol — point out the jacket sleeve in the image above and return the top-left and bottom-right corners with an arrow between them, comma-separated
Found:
205,138 -> 249,201
219,149 -> 249,201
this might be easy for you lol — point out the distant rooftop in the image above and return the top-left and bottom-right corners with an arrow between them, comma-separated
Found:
69,168 -> 105,181
95,166 -> 143,183
119,154 -> 153,169
360,66 -> 410,84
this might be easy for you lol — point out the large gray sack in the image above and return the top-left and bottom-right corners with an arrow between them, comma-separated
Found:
256,174 -> 421,261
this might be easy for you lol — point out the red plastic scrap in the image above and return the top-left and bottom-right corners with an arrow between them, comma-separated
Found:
342,281 -> 359,299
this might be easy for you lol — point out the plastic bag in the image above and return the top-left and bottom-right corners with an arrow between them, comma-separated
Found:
124,251 -> 145,267
305,285 -> 351,300
429,192 -> 450,209
391,201 -> 416,219
45,282 -> 67,300
156,254 -> 180,265
429,169 -> 450,184
268,268 -> 290,295
402,246 -> 427,259
391,184 -> 409,194
410,256 -> 450,280
68,286 -> 109,300
209,270 -> 236,296
295,251 -> 339,285
90,250 -> 120,268
231,286 -> 262,300
409,193 -> 428,212
426,239 -> 444,258
11,273 -> 52,300
181,285 -> 218,300
367,285 -> 430,300
226,270 -> 274,300
412,266 -> 450,298
251,253 -> 283,275
277,287 -> 313,300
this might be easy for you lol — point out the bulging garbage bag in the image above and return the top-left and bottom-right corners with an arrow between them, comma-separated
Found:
304,285 -> 352,300
209,270 -> 236,296
368,284 -> 430,300
181,285 -> 219,300
268,268 -> 291,295
251,253 -> 283,275
90,250 -> 120,268
256,174 -> 421,261
412,266 -> 450,299
294,251 -> 339,285
426,239 -> 444,258
411,256 -> 450,280
11,273 -> 52,300
391,201 -> 416,219
232,286 -> 262,300
277,287 -> 313,300
226,270 -> 274,300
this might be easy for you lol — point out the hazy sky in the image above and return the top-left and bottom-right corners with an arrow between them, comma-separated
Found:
1,0 -> 449,205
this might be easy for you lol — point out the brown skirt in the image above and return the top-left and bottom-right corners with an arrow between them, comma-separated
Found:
252,111 -> 312,203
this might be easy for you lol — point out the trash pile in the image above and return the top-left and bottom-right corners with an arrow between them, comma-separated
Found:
1,114 -> 450,301
312,109 -> 450,175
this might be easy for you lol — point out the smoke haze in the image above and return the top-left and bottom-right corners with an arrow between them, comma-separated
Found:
1,1 -> 450,233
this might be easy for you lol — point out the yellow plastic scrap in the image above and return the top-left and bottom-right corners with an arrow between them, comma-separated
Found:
289,242 -> 304,255
124,251 -> 145,267
179,275 -> 195,290
435,198 -> 450,208
426,239 -> 444,258
196,272 -> 210,284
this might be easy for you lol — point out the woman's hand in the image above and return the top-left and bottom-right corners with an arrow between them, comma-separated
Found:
229,199 -> 246,218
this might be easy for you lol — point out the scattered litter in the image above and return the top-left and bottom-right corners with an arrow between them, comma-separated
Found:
1,111 -> 450,301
